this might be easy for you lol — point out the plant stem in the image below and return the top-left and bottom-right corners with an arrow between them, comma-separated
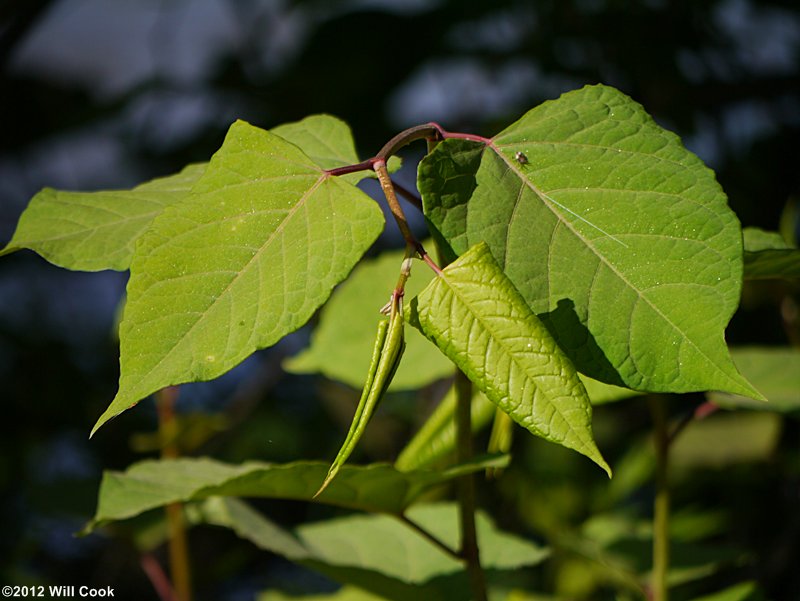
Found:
373,159 -> 442,277
398,515 -> 461,559
156,387 -> 193,601
648,395 -> 670,601
374,159 -> 418,249
391,178 -> 422,212
455,370 -> 488,601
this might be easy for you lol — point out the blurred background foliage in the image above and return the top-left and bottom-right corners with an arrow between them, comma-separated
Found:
0,1 -> 798,599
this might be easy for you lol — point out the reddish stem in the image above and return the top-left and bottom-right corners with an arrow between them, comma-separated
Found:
325,122 -> 491,179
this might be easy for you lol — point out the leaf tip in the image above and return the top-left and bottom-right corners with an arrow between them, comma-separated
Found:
89,402 -> 125,438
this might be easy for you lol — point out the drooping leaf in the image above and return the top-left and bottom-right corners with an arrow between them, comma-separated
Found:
83,454 -> 509,533
284,247 -> 452,391
742,227 -> 800,280
410,241 -> 610,475
420,84 -> 760,399
394,386 -> 495,472
92,121 -> 385,434
0,164 -> 206,271
202,498 -> 548,601
709,347 -> 800,413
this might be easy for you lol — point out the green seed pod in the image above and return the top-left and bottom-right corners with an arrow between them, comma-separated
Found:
315,294 -> 406,497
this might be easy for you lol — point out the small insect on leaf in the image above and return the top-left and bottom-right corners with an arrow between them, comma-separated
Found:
514,151 -> 528,165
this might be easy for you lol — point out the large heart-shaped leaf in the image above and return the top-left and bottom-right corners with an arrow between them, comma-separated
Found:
92,120 -> 385,434
420,84 -> 759,399
411,242 -> 609,475
2,115 -> 371,273
0,164 -> 206,271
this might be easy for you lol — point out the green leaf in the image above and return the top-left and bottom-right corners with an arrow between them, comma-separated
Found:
410,241 -> 610,475
83,455 -> 509,533
284,247 -> 453,391
2,114 -> 374,273
272,114 -> 375,184
204,499 -> 548,601
92,120 -> 385,434
688,582 -> 764,601
197,496 -> 310,561
272,113 -> 401,183
258,587 -> 385,601
420,84 -> 760,399
579,374 -> 641,405
709,347 -> 800,413
394,386 -> 496,472
573,512 -> 747,589
1,164 -> 206,271
742,227 -> 800,280
670,412 -> 781,469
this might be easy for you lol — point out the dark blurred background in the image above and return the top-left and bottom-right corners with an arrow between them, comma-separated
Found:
1,1 -> 798,600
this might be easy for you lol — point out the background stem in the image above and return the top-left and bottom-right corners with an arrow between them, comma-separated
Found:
649,395 -> 670,601
455,371 -> 488,601
156,387 -> 193,601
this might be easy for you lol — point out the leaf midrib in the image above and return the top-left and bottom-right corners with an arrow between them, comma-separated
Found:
121,173 -> 329,395
435,258 -> 594,448
489,145 -> 743,392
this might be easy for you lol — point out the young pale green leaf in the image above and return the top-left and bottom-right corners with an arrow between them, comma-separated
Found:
284,247 -> 452,391
92,120 -> 385,434
0,164 -> 206,271
394,386 -> 496,472
742,227 -> 800,280
708,347 -> 800,413
410,241 -> 610,475
420,84 -> 760,399
83,454 -> 509,533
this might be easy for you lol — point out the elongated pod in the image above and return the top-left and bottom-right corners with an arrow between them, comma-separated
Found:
315,294 -> 406,497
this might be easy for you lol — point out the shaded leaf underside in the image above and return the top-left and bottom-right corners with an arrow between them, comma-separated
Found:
84,454 -> 509,532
